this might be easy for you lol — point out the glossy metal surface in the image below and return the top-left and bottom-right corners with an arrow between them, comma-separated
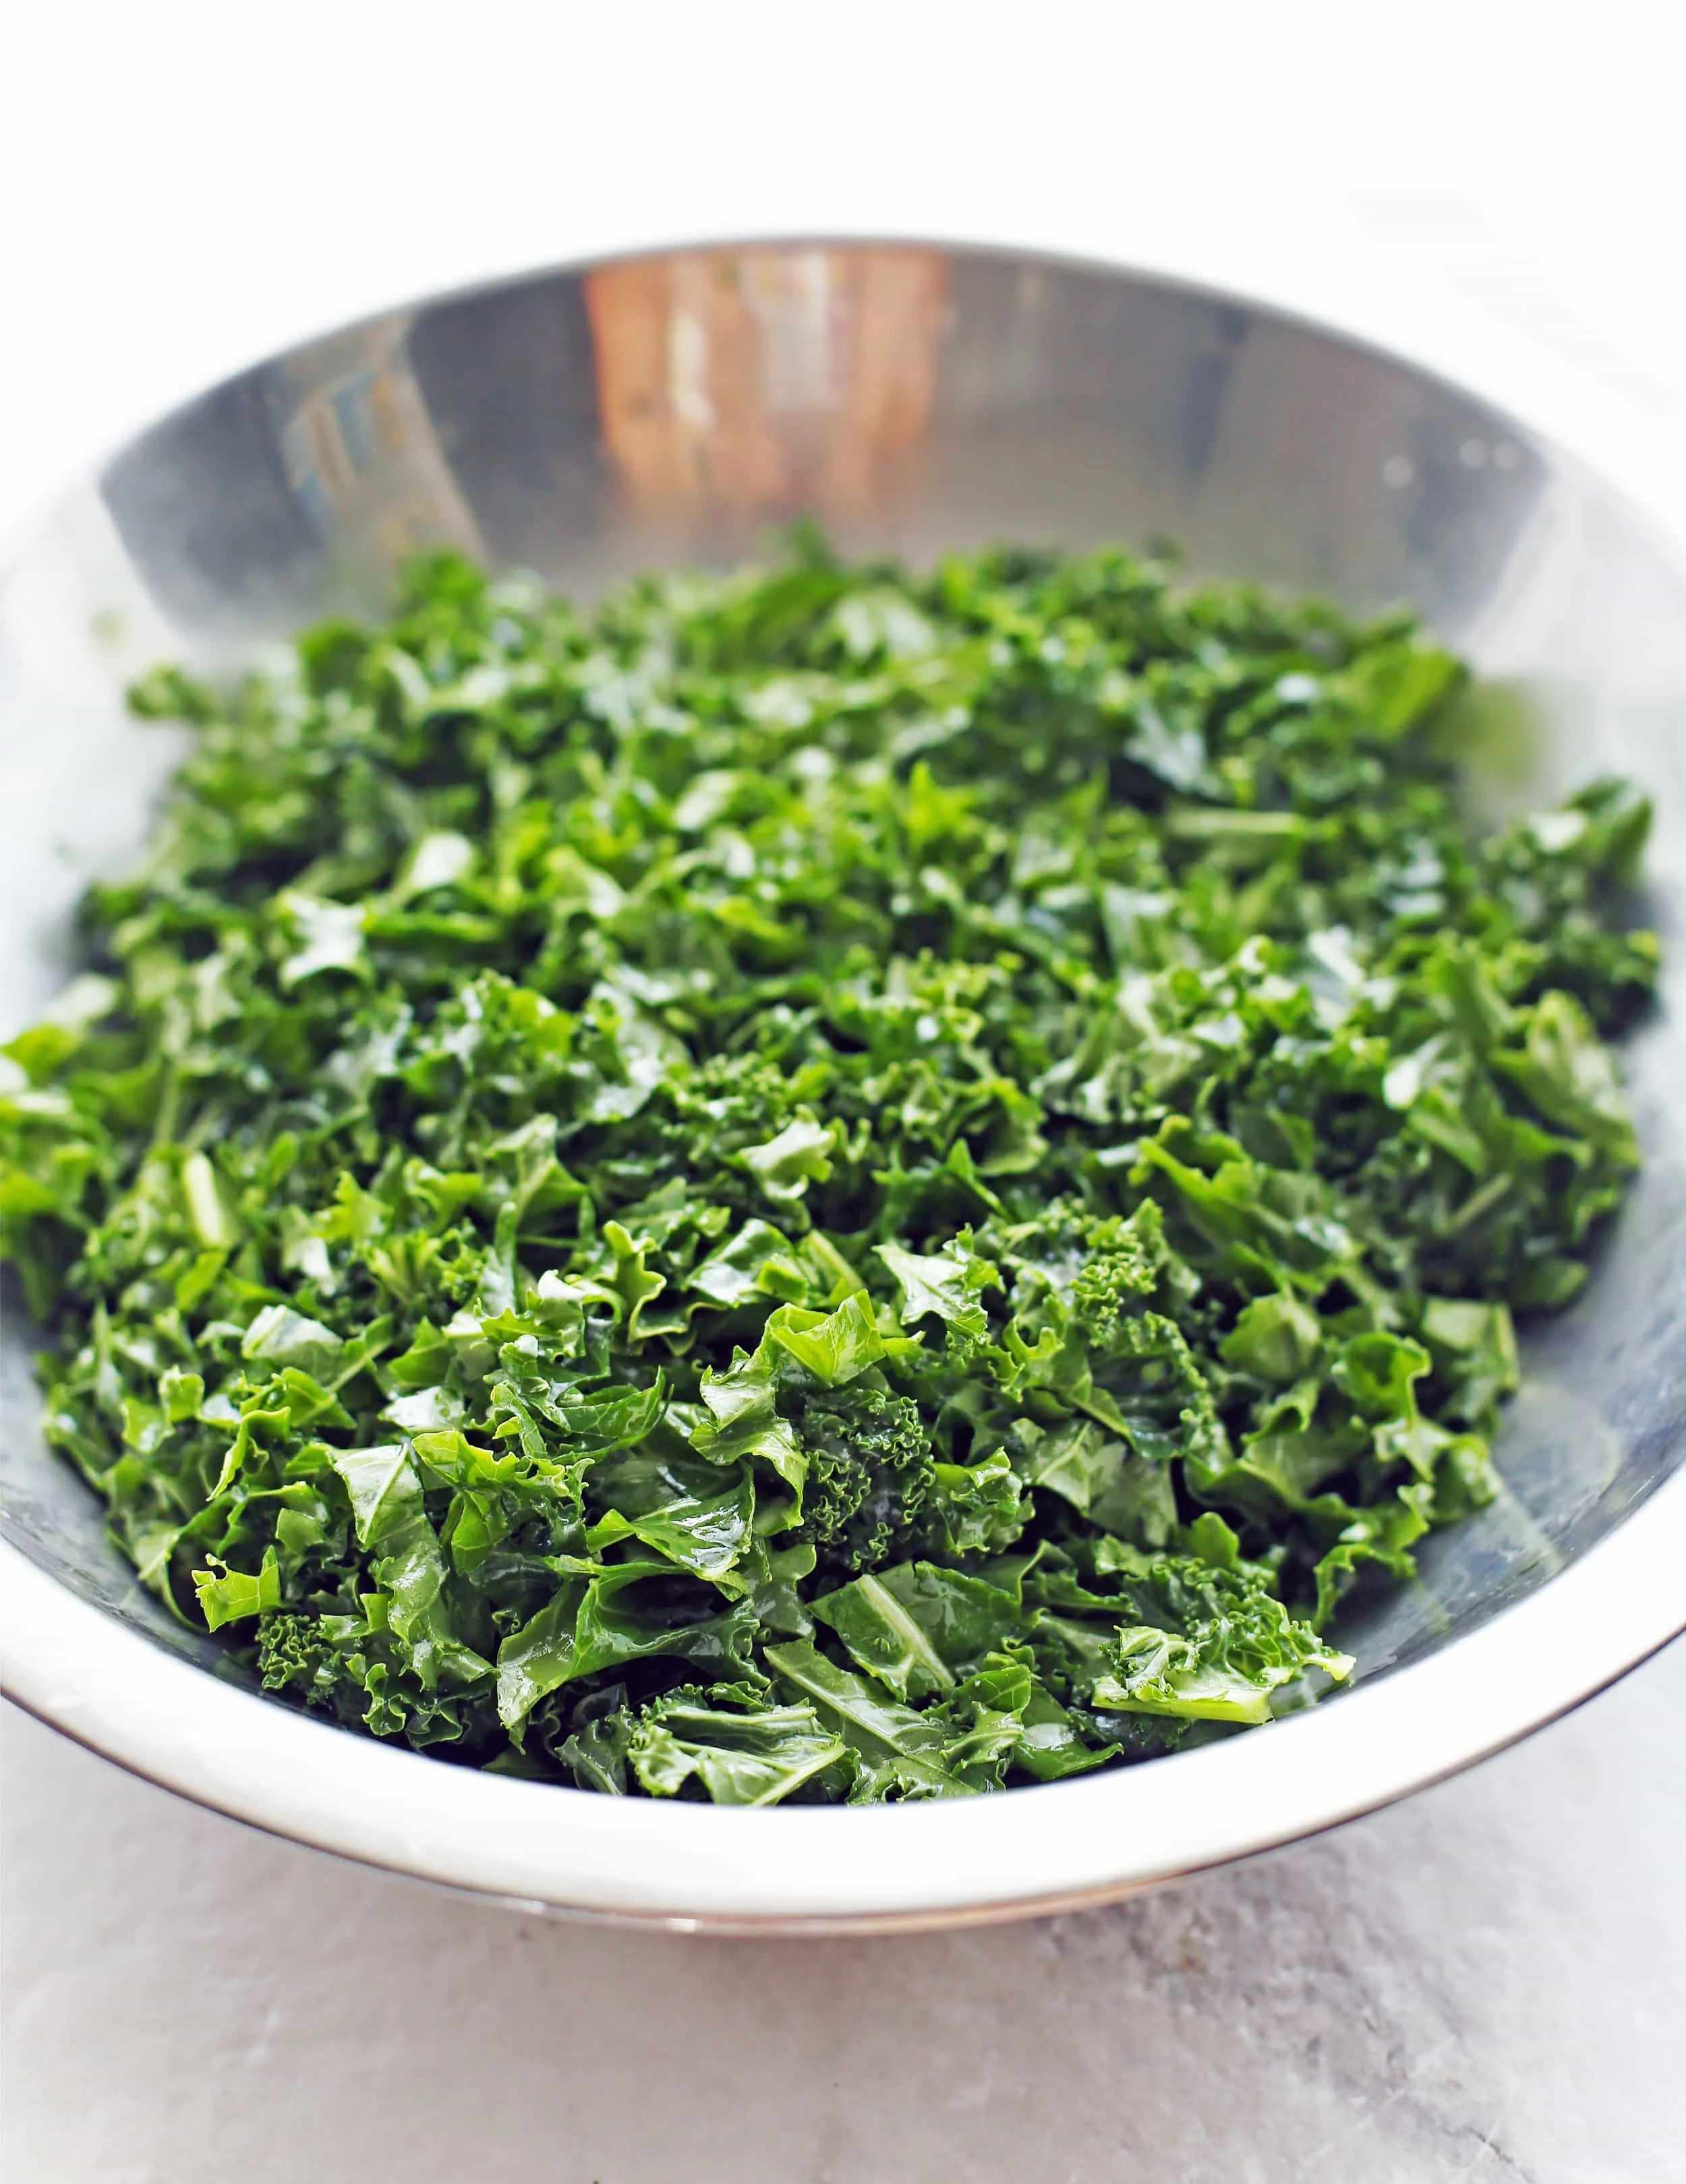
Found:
3,241 -> 1684,1930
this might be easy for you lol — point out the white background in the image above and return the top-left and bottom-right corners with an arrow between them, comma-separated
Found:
3,5 -> 1684,2179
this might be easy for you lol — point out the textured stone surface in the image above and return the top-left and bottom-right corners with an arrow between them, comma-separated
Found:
4,1642 -> 1683,2183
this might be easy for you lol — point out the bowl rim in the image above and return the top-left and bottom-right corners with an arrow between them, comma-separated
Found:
3,231 -> 1685,1932
7,1469 -> 1685,1931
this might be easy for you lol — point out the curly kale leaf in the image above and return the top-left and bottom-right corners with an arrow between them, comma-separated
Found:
794,1385 -> 934,1579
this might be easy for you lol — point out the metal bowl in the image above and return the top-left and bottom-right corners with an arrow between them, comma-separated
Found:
3,240 -> 1683,1932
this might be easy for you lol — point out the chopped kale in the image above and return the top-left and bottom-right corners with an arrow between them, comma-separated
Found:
0,540 -> 1655,1802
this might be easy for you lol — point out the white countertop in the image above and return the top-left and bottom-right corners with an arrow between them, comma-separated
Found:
3,8 -> 1683,2178
6,1644 -> 1683,2183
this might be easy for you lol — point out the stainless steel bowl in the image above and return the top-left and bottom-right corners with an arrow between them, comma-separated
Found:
3,240 -> 1683,1932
